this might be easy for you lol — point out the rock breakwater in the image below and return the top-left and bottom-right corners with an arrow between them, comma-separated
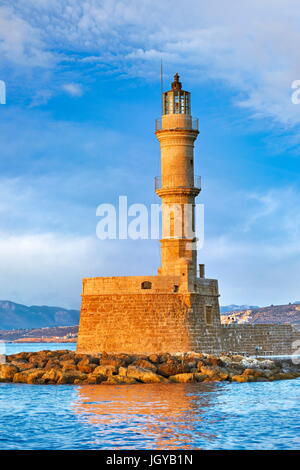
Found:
0,350 -> 299,385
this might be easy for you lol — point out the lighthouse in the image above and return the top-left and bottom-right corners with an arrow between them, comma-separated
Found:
155,73 -> 200,288
77,74 -> 222,355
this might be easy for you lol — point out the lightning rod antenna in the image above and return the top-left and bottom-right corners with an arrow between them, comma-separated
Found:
160,58 -> 163,114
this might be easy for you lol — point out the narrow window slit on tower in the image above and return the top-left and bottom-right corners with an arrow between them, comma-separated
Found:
205,306 -> 213,325
173,285 -> 179,293
170,211 -> 174,237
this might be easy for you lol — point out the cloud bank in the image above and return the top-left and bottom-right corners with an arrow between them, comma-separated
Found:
1,0 -> 300,123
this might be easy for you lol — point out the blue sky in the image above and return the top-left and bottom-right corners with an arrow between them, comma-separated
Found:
0,0 -> 300,308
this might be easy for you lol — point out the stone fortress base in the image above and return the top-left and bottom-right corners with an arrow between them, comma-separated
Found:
76,275 -> 299,356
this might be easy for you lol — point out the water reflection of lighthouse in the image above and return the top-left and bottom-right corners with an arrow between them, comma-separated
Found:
72,383 -> 222,449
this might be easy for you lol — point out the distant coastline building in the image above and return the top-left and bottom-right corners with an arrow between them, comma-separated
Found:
77,75 -> 299,356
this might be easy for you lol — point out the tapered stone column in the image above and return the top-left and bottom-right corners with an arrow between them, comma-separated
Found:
155,74 -> 200,284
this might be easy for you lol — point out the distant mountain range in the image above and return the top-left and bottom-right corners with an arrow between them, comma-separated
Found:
0,325 -> 78,342
221,303 -> 300,325
1,300 -> 300,331
220,304 -> 259,313
0,300 -> 79,330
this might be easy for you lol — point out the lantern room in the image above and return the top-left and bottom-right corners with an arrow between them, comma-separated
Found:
162,73 -> 191,115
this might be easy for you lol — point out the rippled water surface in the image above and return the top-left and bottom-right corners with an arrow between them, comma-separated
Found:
0,343 -> 299,450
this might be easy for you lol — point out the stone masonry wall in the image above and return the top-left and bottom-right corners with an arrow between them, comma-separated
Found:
222,324 -> 300,356
77,290 -> 300,355
77,293 -> 196,354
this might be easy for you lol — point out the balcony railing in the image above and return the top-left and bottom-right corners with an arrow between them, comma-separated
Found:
155,118 -> 198,131
155,175 -> 201,191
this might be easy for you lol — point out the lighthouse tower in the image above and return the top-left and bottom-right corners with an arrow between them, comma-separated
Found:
77,73 -> 222,355
155,73 -> 200,288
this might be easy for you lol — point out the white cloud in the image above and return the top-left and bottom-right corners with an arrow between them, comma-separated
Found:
62,82 -> 83,97
2,0 -> 300,123
0,233 -> 99,308
0,232 -> 158,308
0,5 -> 54,67
202,233 -> 300,306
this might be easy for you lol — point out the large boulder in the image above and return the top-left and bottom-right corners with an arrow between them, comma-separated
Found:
242,368 -> 257,377
26,369 -> 46,384
240,358 -> 261,369
78,354 -> 100,365
273,359 -> 300,373
93,364 -> 118,376
219,355 -> 233,366
127,365 -> 167,383
185,352 -> 206,361
148,354 -> 160,364
0,364 -> 19,382
169,373 -> 195,383
194,373 -> 209,382
6,352 -> 29,362
59,352 -> 76,361
86,373 -> 106,384
44,359 -> 62,370
77,359 -> 97,374
10,361 -> 35,371
197,364 -> 216,376
198,365 -> 228,380
100,354 -> 130,368
13,368 -> 45,384
12,371 -> 30,383
57,370 -> 87,384
42,368 -> 63,384
205,355 -> 223,367
256,359 -> 276,369
231,355 -> 244,363
60,359 -> 76,368
231,374 -> 250,383
132,359 -> 157,372
272,372 -> 300,381
102,375 -> 138,385
27,354 -> 48,368
118,366 -> 128,377
157,359 -> 190,377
